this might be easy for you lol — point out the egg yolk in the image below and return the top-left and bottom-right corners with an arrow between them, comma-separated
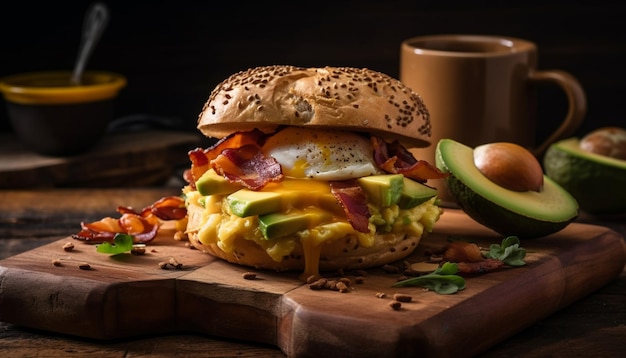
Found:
262,127 -> 382,181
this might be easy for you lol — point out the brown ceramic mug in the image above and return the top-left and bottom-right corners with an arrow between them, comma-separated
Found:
400,34 -> 587,205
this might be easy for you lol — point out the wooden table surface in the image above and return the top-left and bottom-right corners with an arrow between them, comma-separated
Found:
1,187 -> 624,357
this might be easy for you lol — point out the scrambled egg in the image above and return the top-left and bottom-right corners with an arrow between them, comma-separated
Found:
186,188 -> 441,263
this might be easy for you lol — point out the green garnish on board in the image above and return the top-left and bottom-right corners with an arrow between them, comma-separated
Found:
392,236 -> 527,294
392,262 -> 466,294
96,233 -> 135,255
484,236 -> 526,267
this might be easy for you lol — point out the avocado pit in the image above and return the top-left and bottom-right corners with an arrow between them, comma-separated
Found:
473,142 -> 544,192
580,127 -> 626,160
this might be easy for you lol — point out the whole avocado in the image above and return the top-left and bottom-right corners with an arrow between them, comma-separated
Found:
544,127 -> 626,215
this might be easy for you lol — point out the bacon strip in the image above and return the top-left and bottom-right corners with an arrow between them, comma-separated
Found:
187,129 -> 282,190
187,148 -> 210,188
118,213 -> 160,243
208,128 -> 266,160
330,180 -> 371,233
371,136 -> 448,182
149,196 -> 187,220
211,144 -> 284,190
187,129 -> 267,186
73,217 -> 120,242
456,259 -> 505,274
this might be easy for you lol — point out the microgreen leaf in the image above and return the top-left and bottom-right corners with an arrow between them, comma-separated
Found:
392,262 -> 466,294
502,235 -> 520,248
484,236 -> 526,266
96,233 -> 135,255
438,261 -> 460,275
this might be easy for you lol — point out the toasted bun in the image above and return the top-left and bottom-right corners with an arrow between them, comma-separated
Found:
186,202 -> 421,273
198,65 -> 432,148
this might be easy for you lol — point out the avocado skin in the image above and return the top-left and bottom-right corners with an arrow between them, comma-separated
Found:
445,173 -> 573,238
544,139 -> 626,214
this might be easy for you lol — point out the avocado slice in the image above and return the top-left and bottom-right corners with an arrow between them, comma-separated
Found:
226,179 -> 342,218
227,189 -> 283,217
357,174 -> 404,207
544,137 -> 626,214
258,210 -> 331,240
195,169 -> 243,196
357,174 -> 438,209
398,177 -> 438,209
436,139 -> 578,238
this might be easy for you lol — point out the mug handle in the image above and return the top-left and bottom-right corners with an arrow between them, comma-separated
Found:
528,70 -> 587,157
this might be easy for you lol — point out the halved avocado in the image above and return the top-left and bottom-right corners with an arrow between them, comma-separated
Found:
544,137 -> 626,214
436,139 -> 579,238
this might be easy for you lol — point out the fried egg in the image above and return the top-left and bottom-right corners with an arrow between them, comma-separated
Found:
262,127 -> 382,181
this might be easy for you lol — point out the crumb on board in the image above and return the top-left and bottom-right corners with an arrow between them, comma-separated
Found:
242,272 -> 257,280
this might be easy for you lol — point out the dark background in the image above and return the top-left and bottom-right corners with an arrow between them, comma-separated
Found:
1,0 -> 625,144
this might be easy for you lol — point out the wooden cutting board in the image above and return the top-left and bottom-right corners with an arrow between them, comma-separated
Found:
0,209 -> 624,358
0,130 -> 202,188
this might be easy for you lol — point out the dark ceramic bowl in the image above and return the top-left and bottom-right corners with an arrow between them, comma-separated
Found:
0,71 -> 126,156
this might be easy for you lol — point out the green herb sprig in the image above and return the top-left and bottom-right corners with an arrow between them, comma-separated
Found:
392,262 -> 465,294
96,233 -> 135,255
484,236 -> 526,266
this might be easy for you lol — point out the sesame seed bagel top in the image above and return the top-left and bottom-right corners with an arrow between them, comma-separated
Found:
198,65 -> 432,147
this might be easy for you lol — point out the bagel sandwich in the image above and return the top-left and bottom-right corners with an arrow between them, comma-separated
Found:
182,65 -> 447,280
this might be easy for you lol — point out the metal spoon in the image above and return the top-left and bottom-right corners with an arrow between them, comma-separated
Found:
70,2 -> 109,85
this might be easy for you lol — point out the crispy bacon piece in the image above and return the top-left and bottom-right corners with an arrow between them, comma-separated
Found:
187,129 -> 267,186
442,241 -> 484,263
117,196 -> 186,221
440,241 -> 505,274
118,213 -> 160,243
456,259 -> 505,274
371,136 -> 448,182
72,196 -> 186,244
330,180 -> 371,233
211,144 -> 283,191
187,148 -> 210,188
73,217 -> 120,242
73,214 -> 158,244
208,128 -> 266,161
149,196 -> 187,220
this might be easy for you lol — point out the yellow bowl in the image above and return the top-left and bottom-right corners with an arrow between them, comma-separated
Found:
0,71 -> 126,156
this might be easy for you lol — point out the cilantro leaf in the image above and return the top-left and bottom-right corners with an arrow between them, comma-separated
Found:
484,236 -> 526,266
96,233 -> 135,255
392,262 -> 466,294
